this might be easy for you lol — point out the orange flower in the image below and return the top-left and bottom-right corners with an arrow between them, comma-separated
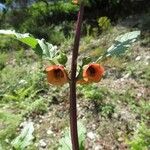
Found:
81,63 -> 104,83
45,65 -> 68,85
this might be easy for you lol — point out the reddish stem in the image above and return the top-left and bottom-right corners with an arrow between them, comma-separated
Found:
69,2 -> 84,150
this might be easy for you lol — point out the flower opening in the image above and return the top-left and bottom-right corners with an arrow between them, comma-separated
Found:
46,65 -> 68,85
82,63 -> 104,83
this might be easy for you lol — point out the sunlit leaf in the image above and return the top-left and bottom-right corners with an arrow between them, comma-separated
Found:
0,29 -> 57,59
0,29 -> 16,35
11,121 -> 34,150
106,31 -> 141,57
37,39 -> 58,59
0,30 -> 38,48
18,37 -> 38,49
96,31 -> 141,62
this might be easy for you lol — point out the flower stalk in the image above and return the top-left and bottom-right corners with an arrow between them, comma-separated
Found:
69,2 -> 84,150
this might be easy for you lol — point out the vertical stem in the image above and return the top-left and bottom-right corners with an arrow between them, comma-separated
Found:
69,2 -> 84,150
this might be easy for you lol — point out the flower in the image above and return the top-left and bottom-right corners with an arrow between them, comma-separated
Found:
45,65 -> 68,85
80,63 -> 104,83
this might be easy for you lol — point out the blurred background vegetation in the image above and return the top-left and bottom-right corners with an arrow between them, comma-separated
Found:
0,0 -> 150,45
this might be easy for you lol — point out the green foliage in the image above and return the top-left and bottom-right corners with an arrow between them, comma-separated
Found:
48,26 -> 66,45
0,30 -> 54,59
0,29 -> 141,67
0,52 -> 8,70
0,143 -> 2,150
79,85 -> 109,101
27,98 -> 48,115
101,103 -> 115,118
55,52 -> 68,65
11,122 -> 34,150
0,35 -> 21,52
11,1 -> 78,44
0,65 -> 27,96
0,60 -> 45,105
106,31 -> 141,56
98,17 -> 111,31
58,121 -> 86,150
139,101 -> 150,120
0,30 -> 69,65
0,111 -> 22,140
128,123 -> 150,150
3,85 -> 35,102
81,57 -> 92,66
96,31 -> 141,62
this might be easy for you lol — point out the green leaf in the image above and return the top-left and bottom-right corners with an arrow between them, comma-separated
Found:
37,39 -> 58,59
0,143 -> 3,150
0,29 -> 16,35
77,57 -> 91,80
55,52 -> 68,65
106,31 -> 141,56
58,121 -> 86,150
11,122 -> 34,150
78,121 -> 86,149
96,31 -> 141,62
0,30 -> 38,48
0,30 -> 57,59
82,57 -> 92,66
18,37 -> 38,49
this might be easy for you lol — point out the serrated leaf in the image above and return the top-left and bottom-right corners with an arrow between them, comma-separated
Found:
11,122 -> 34,150
96,31 -> 141,62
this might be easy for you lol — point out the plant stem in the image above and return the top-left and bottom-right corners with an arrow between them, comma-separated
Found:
69,2 -> 84,150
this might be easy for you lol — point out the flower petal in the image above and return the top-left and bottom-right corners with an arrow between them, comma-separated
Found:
45,65 -> 68,85
82,63 -> 104,83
